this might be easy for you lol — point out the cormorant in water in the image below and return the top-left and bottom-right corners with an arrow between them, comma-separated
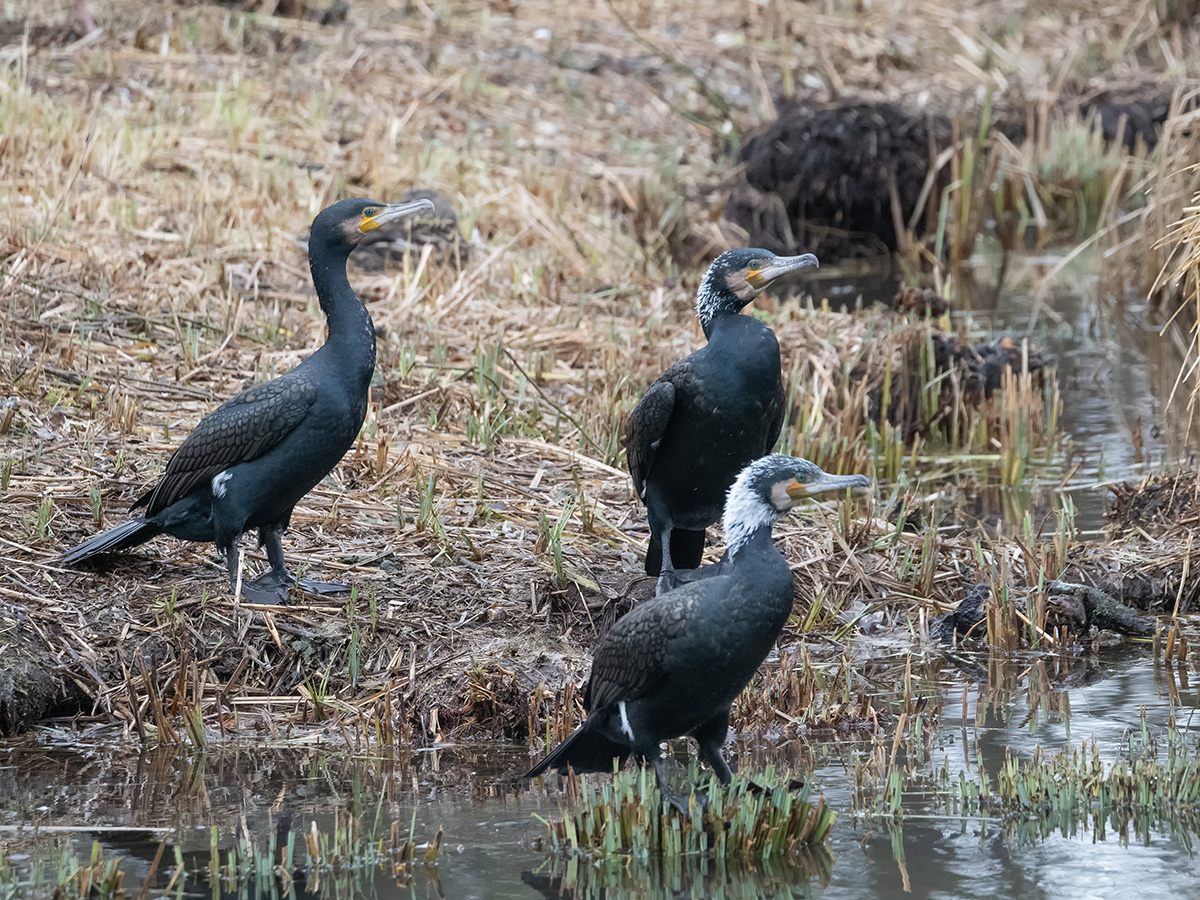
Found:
61,196 -> 434,604
525,454 -> 868,810
626,248 -> 818,588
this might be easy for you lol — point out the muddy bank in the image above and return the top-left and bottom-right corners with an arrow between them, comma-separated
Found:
13,489 -> 1196,745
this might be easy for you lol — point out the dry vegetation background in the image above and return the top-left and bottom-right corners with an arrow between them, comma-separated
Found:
1,0 -> 1198,745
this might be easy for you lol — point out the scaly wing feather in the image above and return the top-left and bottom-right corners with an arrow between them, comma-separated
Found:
625,373 -> 680,499
587,583 -> 706,710
135,373 -> 319,515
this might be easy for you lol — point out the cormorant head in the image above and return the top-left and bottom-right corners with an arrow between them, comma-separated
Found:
696,248 -> 818,334
722,454 -> 869,554
310,196 -> 436,257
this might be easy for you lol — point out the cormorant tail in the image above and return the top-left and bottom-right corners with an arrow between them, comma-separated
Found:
669,528 -> 706,571
61,518 -> 161,564
525,723 -> 631,779
644,528 -> 706,576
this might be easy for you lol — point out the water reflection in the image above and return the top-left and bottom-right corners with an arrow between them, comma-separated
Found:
521,850 -> 833,900
805,248 -> 1197,534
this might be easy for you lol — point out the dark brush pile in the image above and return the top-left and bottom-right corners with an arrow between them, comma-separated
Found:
867,322 -> 1049,441
1107,471 -> 1200,537
725,102 -> 953,261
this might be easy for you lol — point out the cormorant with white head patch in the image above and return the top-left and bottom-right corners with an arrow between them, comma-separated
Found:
525,454 -> 869,810
626,248 -> 819,589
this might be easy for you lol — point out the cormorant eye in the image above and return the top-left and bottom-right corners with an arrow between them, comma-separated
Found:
363,207 -> 377,218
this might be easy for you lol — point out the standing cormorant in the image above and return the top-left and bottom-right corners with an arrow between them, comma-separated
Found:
626,248 -> 819,587
525,454 -> 869,810
61,196 -> 435,603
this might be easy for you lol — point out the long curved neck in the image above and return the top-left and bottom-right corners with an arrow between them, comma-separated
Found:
308,245 -> 376,377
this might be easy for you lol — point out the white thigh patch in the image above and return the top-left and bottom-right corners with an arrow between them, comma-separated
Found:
617,701 -> 635,741
211,470 -> 233,499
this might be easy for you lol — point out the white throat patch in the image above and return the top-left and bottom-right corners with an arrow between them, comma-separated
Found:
722,459 -> 787,555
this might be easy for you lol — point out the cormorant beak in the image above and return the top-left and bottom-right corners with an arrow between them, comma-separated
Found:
360,198 -> 436,233
786,472 -> 869,500
759,253 -> 819,285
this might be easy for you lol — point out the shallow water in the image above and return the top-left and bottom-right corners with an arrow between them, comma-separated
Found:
811,247 -> 1196,535
2,648 -> 1197,898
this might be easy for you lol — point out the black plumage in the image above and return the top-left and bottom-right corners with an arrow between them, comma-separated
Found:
526,454 -> 869,810
626,247 -> 819,585
61,196 -> 434,603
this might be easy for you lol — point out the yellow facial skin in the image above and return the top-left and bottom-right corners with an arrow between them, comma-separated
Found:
358,197 -> 435,234
359,207 -> 383,231
784,478 -> 805,501
744,259 -> 769,290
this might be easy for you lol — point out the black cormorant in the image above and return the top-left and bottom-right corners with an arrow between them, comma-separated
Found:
61,196 -> 434,603
626,248 -> 818,587
525,454 -> 868,809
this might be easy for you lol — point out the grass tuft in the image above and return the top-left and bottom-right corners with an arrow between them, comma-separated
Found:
541,763 -> 835,860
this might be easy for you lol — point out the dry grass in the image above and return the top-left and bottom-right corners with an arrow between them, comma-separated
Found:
2,0 -> 1199,746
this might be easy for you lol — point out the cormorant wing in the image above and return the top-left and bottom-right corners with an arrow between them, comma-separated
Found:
625,372 -> 679,499
586,582 -> 706,710
765,377 -> 785,453
134,374 -> 320,516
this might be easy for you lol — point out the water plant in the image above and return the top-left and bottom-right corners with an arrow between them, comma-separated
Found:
538,763 -> 835,859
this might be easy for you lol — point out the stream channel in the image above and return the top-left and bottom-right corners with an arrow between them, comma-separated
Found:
2,250 -> 1198,898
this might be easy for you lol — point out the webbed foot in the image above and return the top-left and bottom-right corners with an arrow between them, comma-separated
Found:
745,777 -> 806,796
239,570 -> 290,605
662,787 -> 708,816
295,577 -> 350,596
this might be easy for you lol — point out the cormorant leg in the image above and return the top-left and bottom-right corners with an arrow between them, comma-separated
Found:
654,527 -> 679,595
691,710 -> 803,795
652,755 -> 704,815
221,534 -> 284,604
691,708 -> 733,787
232,528 -> 289,604
257,525 -> 351,597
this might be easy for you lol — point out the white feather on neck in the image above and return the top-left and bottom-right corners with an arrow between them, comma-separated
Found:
722,465 -> 781,556
694,269 -> 726,331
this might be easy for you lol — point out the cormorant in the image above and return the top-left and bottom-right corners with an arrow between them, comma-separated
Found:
626,248 -> 818,587
525,454 -> 869,810
61,196 -> 434,603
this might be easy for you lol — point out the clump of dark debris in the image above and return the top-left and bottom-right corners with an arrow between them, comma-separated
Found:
865,325 -> 1049,441
725,102 -> 953,261
1107,471 -> 1200,538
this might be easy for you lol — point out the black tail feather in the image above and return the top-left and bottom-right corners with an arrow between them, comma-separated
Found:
645,532 -> 663,576
644,528 -> 706,576
61,518 -> 161,565
525,723 -> 631,779
669,529 -> 706,570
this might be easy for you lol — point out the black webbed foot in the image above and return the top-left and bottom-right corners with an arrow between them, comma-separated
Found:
295,577 -> 350,596
240,570 -> 290,604
653,757 -> 710,816
662,787 -> 709,816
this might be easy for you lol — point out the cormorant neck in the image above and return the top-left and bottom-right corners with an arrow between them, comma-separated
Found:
722,492 -> 781,557
726,524 -> 778,564
308,243 -> 376,383
696,278 -> 748,340
309,243 -> 374,340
